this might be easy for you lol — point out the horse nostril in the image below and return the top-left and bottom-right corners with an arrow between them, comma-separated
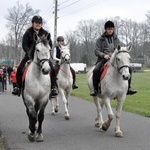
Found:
122,75 -> 129,80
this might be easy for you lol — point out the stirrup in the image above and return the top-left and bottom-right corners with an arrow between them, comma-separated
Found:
127,88 -> 137,95
72,84 -> 78,89
51,88 -> 58,96
90,90 -> 97,96
12,87 -> 20,96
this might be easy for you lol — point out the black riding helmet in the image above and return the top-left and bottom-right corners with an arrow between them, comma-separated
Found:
32,15 -> 43,23
57,36 -> 64,42
104,20 -> 114,29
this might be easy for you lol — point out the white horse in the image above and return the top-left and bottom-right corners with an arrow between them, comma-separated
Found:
51,44 -> 73,120
87,44 -> 131,137
22,34 -> 51,142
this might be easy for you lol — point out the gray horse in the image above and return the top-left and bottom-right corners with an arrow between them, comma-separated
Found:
51,44 -> 73,120
22,34 -> 51,142
87,44 -> 132,137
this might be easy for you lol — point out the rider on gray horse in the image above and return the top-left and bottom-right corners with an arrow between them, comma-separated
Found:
91,20 -> 137,96
12,15 -> 58,97
53,36 -> 78,89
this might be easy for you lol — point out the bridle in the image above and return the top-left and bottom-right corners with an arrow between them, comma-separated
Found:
33,40 -> 50,68
60,50 -> 71,65
109,50 -> 130,74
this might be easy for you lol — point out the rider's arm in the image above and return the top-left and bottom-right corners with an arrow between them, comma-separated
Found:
95,38 -> 105,59
22,31 -> 30,53
53,47 -> 61,62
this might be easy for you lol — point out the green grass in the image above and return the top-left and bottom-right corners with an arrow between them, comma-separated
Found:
71,72 -> 150,117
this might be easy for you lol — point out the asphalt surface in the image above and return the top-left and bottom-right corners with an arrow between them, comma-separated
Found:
0,88 -> 150,150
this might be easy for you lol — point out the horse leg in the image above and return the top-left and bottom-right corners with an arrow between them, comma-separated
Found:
93,96 -> 104,128
101,98 -> 114,131
26,106 -> 37,142
114,98 -> 125,137
51,96 -> 59,115
35,102 -> 47,142
60,89 -> 70,120
65,90 -> 71,120
34,102 -> 40,130
55,96 -> 59,113
51,97 -> 56,115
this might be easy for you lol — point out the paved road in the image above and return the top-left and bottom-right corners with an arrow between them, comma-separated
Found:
0,90 -> 150,150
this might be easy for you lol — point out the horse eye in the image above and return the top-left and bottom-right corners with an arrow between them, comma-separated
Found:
117,58 -> 120,61
36,49 -> 39,52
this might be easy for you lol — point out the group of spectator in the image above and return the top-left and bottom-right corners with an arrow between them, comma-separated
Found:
0,65 -> 17,94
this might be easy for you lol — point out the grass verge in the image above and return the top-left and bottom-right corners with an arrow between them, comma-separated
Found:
71,72 -> 150,117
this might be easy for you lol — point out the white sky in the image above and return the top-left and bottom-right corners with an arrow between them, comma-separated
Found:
0,0 -> 150,42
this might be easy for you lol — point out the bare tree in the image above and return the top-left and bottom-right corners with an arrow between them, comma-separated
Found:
65,30 -> 81,63
5,1 -> 39,63
76,19 -> 97,66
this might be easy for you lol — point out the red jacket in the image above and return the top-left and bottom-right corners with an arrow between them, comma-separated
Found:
10,71 -> 17,83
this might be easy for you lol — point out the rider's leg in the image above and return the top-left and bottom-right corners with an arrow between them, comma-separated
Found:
70,67 -> 78,89
49,61 -> 58,97
127,67 -> 137,95
90,62 -> 102,96
12,54 -> 29,96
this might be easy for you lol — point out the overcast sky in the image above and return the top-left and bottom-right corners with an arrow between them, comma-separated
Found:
0,0 -> 150,42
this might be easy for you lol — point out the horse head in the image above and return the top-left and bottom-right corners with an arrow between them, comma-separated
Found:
110,43 -> 132,80
31,33 -> 51,75
60,43 -> 71,64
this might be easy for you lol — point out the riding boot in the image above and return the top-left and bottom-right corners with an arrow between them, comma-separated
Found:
126,67 -> 137,95
72,75 -> 78,89
70,67 -> 78,89
51,76 -> 58,98
90,72 -> 100,96
12,72 -> 21,96
90,62 -> 103,96
126,77 -> 137,95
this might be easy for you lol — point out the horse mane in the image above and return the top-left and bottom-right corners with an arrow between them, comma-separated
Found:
29,37 -> 49,60
109,48 -> 118,64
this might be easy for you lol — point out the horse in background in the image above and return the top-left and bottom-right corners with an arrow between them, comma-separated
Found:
51,44 -> 73,120
87,44 -> 132,137
22,33 -> 51,142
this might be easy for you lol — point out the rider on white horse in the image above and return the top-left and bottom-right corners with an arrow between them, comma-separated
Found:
12,15 -> 58,97
53,36 -> 78,89
91,20 -> 137,96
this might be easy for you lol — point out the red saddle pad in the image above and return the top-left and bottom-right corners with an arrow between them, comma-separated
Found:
100,64 -> 109,80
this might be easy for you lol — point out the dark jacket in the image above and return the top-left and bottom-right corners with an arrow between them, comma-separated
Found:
22,27 -> 53,53
95,32 -> 120,62
56,46 -> 61,59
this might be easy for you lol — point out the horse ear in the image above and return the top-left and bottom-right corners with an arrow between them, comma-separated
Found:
46,33 -> 51,42
33,33 -> 39,42
117,44 -> 121,51
127,42 -> 132,52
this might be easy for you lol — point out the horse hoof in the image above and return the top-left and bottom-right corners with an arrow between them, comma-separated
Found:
102,124 -> 109,131
35,134 -> 44,142
95,123 -> 100,128
115,131 -> 123,137
55,108 -> 58,113
65,116 -> 70,120
28,131 -> 35,142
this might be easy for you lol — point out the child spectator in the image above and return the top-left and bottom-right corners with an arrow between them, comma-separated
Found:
10,68 -> 17,91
